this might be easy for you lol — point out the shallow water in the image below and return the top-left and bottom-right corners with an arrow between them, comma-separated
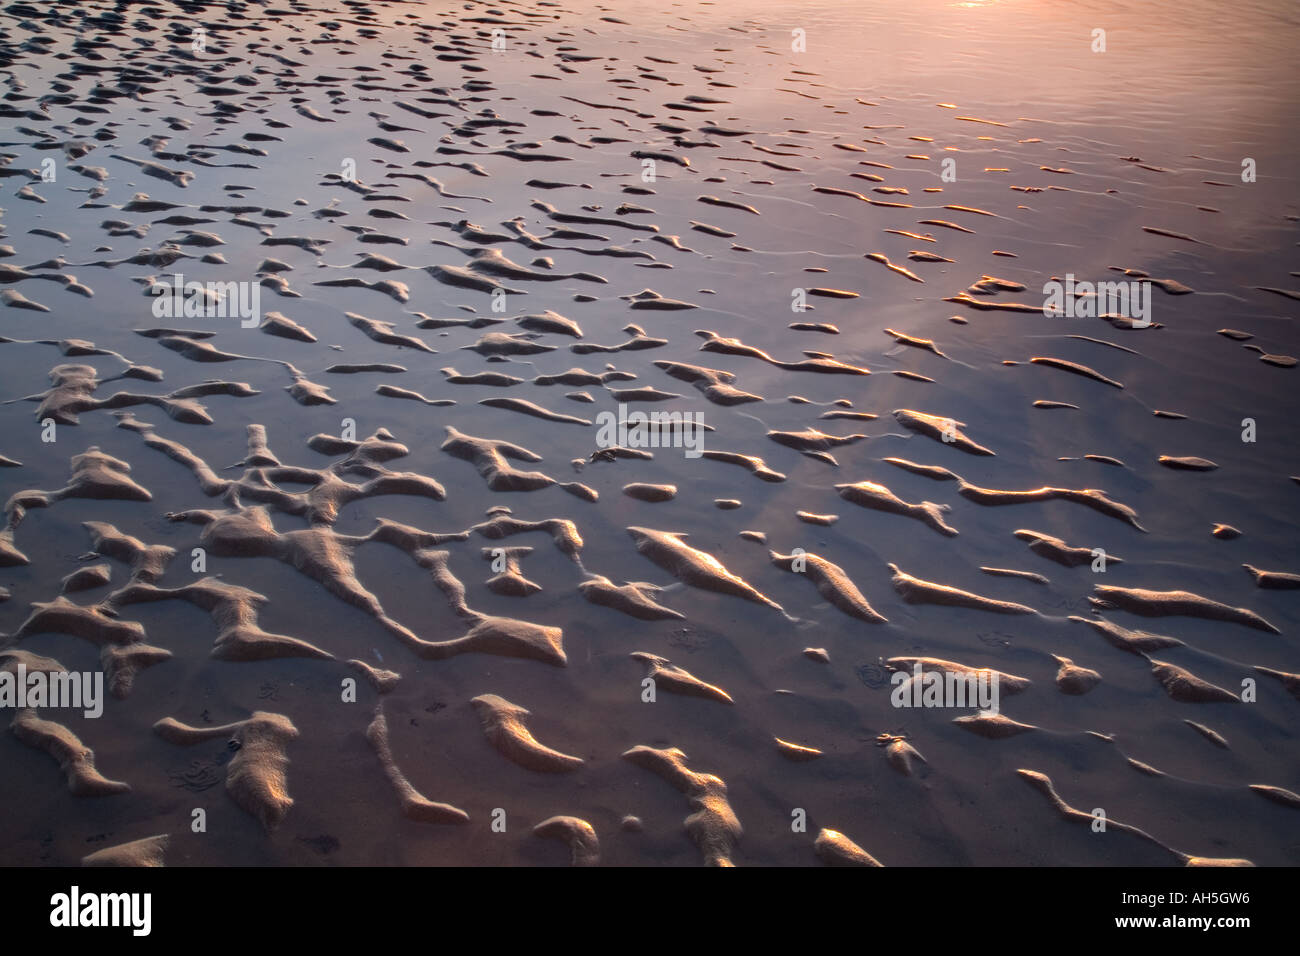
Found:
0,0 -> 1297,866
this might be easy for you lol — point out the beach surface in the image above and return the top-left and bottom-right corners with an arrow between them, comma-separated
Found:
0,0 -> 1297,866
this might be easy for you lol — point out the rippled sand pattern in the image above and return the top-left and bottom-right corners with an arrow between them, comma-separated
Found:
0,0 -> 1297,865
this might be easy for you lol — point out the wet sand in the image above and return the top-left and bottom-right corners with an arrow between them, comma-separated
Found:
0,0 -> 1297,866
